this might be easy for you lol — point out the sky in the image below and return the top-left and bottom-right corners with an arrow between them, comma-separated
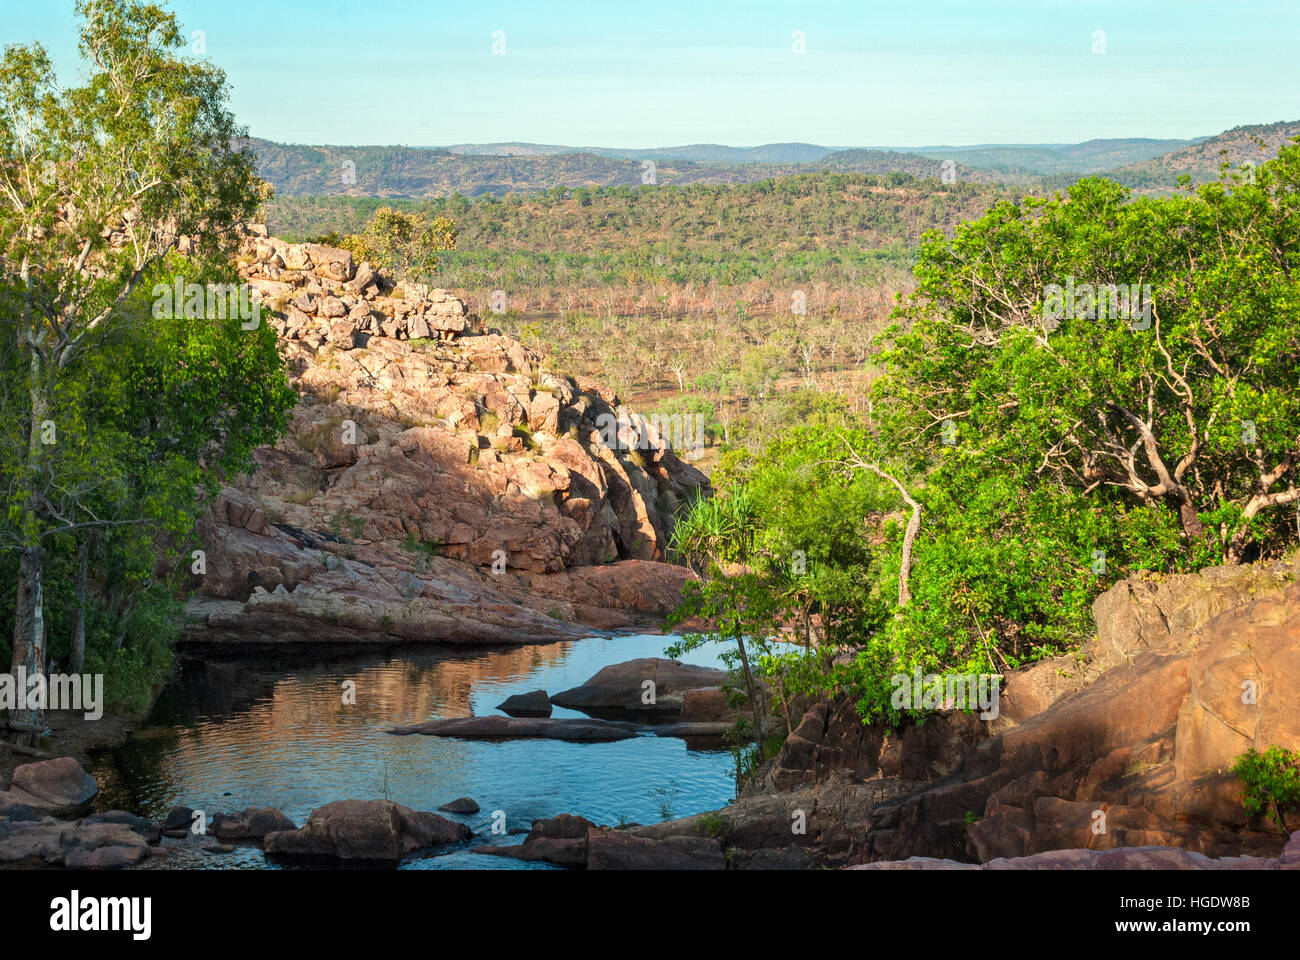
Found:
3,0 -> 1299,148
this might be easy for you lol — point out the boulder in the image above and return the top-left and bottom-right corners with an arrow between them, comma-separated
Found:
263,799 -> 470,862
3,758 -> 98,816
162,806 -> 196,838
302,243 -> 354,282
211,806 -> 297,840
438,797 -> 480,814
497,690 -> 553,718
550,658 -> 728,719
681,686 -> 735,723
0,810 -> 156,868
326,318 -> 361,349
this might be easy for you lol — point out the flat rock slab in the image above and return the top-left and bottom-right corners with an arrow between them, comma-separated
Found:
587,828 -> 726,870
390,716 -> 639,742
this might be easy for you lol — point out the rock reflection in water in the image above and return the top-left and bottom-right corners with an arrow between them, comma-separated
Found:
91,634 -> 737,867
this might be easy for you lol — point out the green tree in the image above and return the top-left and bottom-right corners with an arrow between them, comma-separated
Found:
345,206 -> 457,283
0,0 -> 293,739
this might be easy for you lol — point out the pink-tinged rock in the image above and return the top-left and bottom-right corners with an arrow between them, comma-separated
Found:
7,758 -> 98,816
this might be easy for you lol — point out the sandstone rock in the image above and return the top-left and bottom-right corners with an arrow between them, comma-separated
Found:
162,806 -> 195,838
263,799 -> 469,862
326,318 -> 361,349
3,758 -> 98,816
497,690 -> 553,717
471,814 -> 596,865
344,261 -> 376,296
849,834 -> 1300,870
188,232 -> 711,648
283,244 -> 313,271
211,806 -> 297,840
681,686 -> 735,723
0,810 -> 157,868
586,828 -> 725,870
438,797 -> 480,814
550,658 -> 727,720
303,243 -> 354,282
389,715 -> 639,742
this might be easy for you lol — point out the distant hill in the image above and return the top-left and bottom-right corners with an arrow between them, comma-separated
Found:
1102,120 -> 1300,191
244,121 -> 1300,200
913,138 -> 1200,177
242,138 -> 968,198
444,142 -> 838,164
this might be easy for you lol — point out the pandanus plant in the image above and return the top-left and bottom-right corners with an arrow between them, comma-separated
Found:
670,488 -> 768,745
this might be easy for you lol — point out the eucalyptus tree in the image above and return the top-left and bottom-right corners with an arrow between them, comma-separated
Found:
0,0 -> 292,741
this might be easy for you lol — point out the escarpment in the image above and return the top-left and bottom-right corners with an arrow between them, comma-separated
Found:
183,229 -> 708,644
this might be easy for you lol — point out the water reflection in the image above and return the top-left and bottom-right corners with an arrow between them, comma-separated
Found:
92,635 -> 737,868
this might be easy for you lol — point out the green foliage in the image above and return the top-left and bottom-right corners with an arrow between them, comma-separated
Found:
266,172 -> 1009,291
0,0 -> 295,717
1231,746 -> 1300,834
671,145 -> 1300,728
335,206 -> 456,282
698,811 -> 726,839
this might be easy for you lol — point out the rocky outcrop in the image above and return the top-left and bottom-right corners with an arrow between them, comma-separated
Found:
630,556 -> 1300,869
262,799 -> 471,862
879,570 -> 1300,865
851,829 -> 1300,870
186,230 -> 708,644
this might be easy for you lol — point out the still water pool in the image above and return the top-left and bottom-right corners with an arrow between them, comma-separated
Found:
90,634 -> 738,868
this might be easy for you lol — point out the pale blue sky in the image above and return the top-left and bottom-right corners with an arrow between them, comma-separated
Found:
4,0 -> 1298,147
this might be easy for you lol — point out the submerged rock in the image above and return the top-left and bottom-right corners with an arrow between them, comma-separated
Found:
390,715 -> 639,742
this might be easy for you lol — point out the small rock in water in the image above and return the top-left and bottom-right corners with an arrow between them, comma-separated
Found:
496,689 -> 552,717
439,797 -> 480,814
162,806 -> 195,838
